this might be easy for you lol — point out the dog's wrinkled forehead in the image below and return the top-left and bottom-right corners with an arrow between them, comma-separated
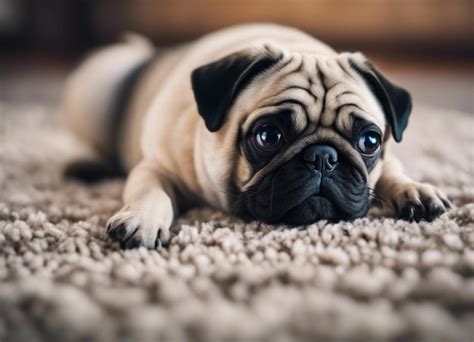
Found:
192,42 -> 411,145
236,51 -> 386,137
227,51 -> 386,189
191,43 -> 411,192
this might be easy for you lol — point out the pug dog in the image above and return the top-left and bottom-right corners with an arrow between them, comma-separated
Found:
63,24 -> 451,249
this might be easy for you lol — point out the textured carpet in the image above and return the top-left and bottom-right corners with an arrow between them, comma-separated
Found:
0,101 -> 473,341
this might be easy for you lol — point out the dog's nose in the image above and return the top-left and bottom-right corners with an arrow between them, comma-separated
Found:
303,144 -> 338,172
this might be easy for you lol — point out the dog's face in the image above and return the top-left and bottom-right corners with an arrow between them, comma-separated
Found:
191,44 -> 411,224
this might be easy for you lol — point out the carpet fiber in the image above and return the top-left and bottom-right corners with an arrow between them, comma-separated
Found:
0,101 -> 473,341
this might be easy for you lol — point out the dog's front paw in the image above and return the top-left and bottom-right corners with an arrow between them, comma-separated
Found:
391,182 -> 452,222
106,191 -> 174,249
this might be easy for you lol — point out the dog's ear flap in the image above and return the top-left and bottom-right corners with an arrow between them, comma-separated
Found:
349,57 -> 412,142
191,48 -> 281,132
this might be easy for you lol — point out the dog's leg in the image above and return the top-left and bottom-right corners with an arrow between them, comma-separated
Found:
375,154 -> 452,222
106,159 -> 176,249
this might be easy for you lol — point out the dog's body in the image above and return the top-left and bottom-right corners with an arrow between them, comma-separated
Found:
64,24 -> 451,249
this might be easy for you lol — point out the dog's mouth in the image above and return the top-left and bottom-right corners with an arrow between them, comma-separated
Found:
233,159 -> 370,225
278,177 -> 369,225
279,194 -> 338,225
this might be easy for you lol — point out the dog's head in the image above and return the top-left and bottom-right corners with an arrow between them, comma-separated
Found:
191,44 -> 411,224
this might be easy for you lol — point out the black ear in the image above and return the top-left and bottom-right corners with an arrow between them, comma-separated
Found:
350,59 -> 412,142
191,49 -> 281,132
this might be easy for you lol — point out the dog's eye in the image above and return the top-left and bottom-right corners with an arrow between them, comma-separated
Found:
358,131 -> 381,155
255,124 -> 283,151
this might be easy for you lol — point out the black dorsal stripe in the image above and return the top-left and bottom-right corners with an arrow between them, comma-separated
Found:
108,54 -> 157,172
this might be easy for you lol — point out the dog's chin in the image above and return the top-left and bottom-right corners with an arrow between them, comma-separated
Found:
247,193 -> 368,226
279,195 -> 339,225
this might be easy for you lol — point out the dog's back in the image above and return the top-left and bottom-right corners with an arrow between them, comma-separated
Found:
62,24 -> 334,182
62,34 -> 154,179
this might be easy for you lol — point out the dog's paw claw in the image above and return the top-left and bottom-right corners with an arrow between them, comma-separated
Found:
122,235 -> 141,250
106,205 -> 172,250
393,182 -> 452,222
399,200 -> 425,222
108,223 -> 126,240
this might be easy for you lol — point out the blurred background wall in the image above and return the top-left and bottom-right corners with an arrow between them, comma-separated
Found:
0,0 -> 472,111
1,0 -> 473,56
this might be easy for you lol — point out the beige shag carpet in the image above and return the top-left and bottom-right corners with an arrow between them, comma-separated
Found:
0,100 -> 473,342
